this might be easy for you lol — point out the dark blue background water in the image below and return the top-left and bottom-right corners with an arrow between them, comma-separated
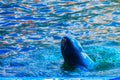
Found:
0,0 -> 120,77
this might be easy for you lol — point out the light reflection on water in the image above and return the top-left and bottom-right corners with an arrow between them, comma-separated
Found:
0,0 -> 120,77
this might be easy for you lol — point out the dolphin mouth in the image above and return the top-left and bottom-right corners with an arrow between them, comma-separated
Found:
61,37 -> 67,51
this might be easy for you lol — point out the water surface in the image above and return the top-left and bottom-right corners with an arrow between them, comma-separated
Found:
0,0 -> 120,77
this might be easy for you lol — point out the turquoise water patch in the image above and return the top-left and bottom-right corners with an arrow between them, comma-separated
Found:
0,45 -> 120,77
84,46 -> 120,70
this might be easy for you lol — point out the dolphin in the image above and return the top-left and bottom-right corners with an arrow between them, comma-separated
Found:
61,36 -> 95,70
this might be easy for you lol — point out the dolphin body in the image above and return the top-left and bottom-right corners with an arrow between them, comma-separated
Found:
61,36 -> 95,70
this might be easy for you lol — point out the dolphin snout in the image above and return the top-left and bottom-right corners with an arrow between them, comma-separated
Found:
61,37 -> 67,50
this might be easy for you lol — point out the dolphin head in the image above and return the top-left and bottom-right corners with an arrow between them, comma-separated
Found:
61,36 -> 83,53
61,36 -> 83,67
61,36 -> 95,69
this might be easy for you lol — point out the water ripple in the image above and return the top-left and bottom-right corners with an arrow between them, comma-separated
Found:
0,0 -> 120,77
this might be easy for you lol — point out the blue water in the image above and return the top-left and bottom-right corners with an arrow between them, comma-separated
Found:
0,0 -> 120,77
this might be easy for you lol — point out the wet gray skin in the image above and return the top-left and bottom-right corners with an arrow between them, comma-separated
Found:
61,36 -> 95,70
